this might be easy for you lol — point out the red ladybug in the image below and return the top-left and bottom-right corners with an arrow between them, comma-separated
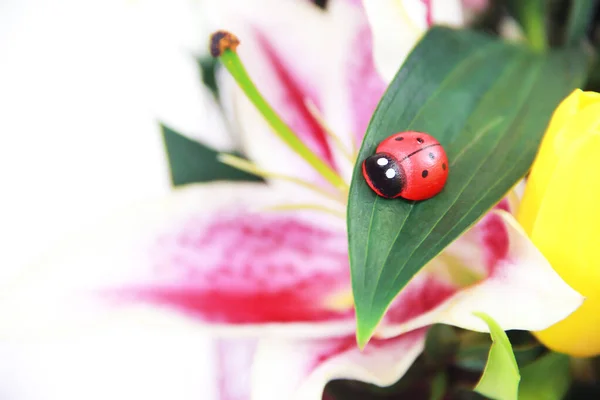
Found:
362,131 -> 448,201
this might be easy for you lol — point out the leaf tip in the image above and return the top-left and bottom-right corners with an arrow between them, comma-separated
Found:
355,320 -> 375,350
355,329 -> 370,350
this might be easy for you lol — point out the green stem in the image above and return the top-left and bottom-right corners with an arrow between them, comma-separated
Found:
219,49 -> 348,192
522,0 -> 547,52
508,0 -> 547,52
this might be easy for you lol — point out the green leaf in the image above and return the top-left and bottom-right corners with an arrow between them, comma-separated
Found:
565,0 -> 598,46
473,312 -> 520,400
518,352 -> 571,400
161,124 -> 262,186
347,27 -> 589,347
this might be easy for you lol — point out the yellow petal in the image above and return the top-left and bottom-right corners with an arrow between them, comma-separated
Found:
528,133 -> 600,296
535,297 -> 600,357
518,89 -> 600,234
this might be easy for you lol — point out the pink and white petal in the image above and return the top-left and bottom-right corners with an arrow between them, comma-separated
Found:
251,329 -> 427,400
462,0 -> 490,13
321,0 -> 388,182
208,0 -> 340,187
430,0 -> 465,26
362,0 -> 464,82
216,338 -> 257,400
0,183 -> 354,339
379,210 -> 583,337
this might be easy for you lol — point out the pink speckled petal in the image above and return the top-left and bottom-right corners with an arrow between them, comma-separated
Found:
379,210 -> 583,338
251,329 -> 426,400
0,183 -> 353,338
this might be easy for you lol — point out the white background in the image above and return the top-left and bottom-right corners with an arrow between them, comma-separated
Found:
0,0 -> 220,398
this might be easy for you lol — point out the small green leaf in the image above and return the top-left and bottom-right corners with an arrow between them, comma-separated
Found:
456,331 -> 544,372
565,0 -> 598,46
518,352 -> 571,400
347,27 -> 589,346
473,312 -> 520,400
161,124 -> 262,186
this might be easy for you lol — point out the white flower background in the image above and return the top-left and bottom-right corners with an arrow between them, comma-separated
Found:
0,0 -> 221,398
0,0 -> 567,399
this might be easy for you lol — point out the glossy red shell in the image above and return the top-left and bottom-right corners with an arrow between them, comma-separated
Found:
363,131 -> 449,201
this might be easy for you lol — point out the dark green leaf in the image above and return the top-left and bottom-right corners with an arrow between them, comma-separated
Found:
473,312 -> 520,400
161,124 -> 262,186
347,27 -> 589,346
565,0 -> 598,45
519,352 -> 571,400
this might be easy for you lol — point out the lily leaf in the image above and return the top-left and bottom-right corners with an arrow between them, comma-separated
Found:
347,27 -> 589,346
161,124 -> 262,186
473,312 -> 520,400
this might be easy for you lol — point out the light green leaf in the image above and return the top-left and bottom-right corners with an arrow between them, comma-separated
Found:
518,352 -> 571,400
347,27 -> 589,347
473,312 -> 520,400
161,124 -> 262,186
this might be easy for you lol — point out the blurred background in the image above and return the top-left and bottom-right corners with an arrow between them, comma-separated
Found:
0,0 -> 221,398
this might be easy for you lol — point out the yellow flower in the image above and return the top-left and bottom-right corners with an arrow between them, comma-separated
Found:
517,89 -> 600,357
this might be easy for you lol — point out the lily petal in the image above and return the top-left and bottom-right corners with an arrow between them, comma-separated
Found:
362,0 -> 464,82
380,210 -> 583,337
251,329 -> 426,400
0,183 -> 353,339
216,338 -> 257,400
321,0 -> 388,182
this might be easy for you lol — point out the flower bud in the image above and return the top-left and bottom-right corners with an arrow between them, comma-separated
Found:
518,89 -> 600,357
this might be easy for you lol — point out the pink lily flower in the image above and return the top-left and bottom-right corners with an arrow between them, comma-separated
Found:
3,0 -> 581,399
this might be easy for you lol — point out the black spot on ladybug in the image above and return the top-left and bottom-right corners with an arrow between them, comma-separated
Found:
395,136 -> 404,141
422,170 -> 429,178
429,153 -> 435,159
417,138 -> 424,144
442,163 -> 447,170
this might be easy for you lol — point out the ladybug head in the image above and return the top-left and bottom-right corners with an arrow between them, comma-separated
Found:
362,153 -> 405,199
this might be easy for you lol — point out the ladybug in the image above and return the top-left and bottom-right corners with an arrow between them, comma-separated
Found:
362,131 -> 448,201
